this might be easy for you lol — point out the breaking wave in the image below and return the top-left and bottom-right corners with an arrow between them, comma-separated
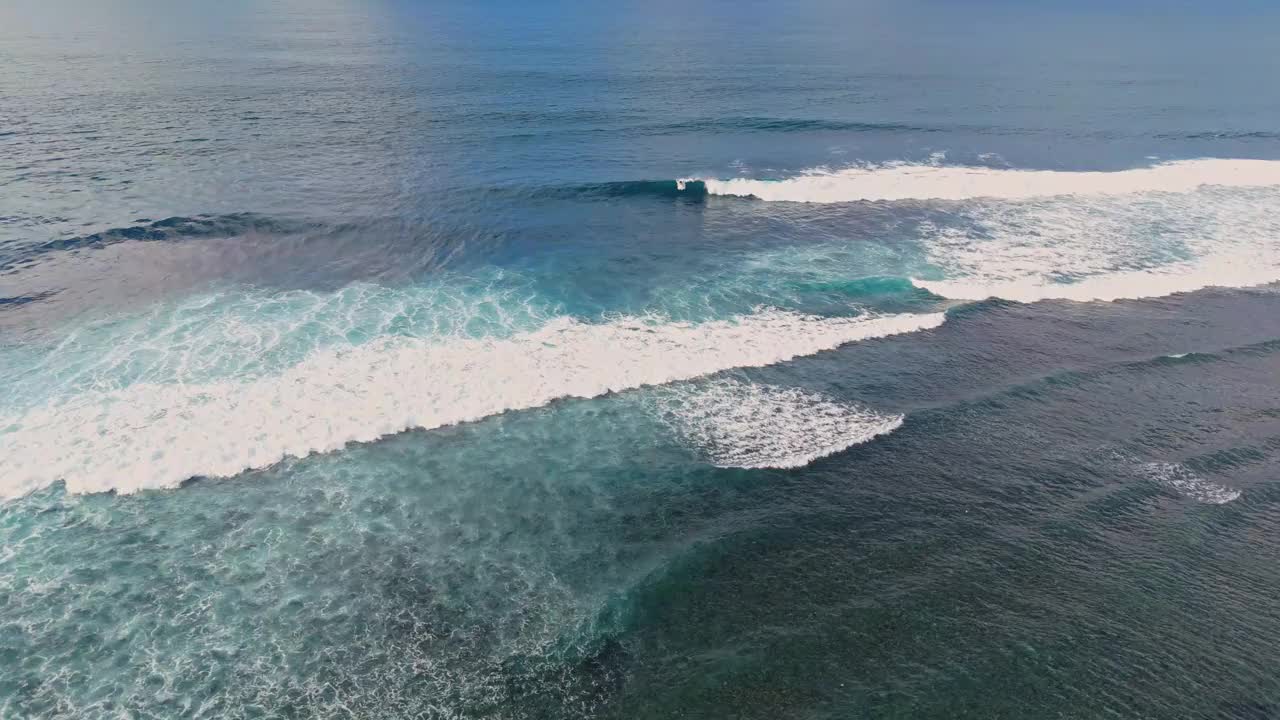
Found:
679,158 -> 1280,203
0,308 -> 944,499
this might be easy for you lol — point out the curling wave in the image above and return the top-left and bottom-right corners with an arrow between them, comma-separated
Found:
0,309 -> 945,499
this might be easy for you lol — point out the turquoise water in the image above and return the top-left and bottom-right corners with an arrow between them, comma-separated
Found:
4,1 -> 1280,717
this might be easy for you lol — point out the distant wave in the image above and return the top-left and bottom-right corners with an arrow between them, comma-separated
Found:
0,290 -> 58,308
490,116 -> 956,141
679,158 -> 1280,203
0,213 -> 297,272
654,379 -> 902,469
650,117 -> 946,135
1159,130 -> 1280,141
0,309 -> 945,499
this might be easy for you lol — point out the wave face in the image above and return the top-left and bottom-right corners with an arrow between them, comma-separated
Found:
653,379 -> 902,469
681,158 -> 1280,203
0,306 -> 943,498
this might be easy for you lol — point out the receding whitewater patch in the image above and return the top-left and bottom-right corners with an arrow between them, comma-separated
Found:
0,309 -> 944,499
653,379 -> 902,469
907,182 -> 1280,303
1138,462 -> 1241,505
910,261 -> 1280,303
680,158 -> 1280,204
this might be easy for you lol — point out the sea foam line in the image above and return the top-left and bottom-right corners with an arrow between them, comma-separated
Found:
680,158 -> 1280,203
0,309 -> 945,499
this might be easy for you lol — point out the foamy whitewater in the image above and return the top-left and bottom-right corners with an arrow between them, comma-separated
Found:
911,184 -> 1280,302
1138,462 -> 1242,504
654,379 -> 903,469
0,309 -> 944,498
682,158 -> 1280,203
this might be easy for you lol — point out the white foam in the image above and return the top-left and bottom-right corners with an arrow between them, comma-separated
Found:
682,158 -> 1280,203
654,379 -> 902,469
909,185 -> 1280,302
1139,462 -> 1241,504
0,309 -> 945,499
911,257 -> 1280,303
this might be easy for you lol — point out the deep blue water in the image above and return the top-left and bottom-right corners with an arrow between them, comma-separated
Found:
4,1 -> 1280,718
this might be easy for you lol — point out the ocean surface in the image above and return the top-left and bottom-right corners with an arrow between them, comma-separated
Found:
4,1 -> 1280,718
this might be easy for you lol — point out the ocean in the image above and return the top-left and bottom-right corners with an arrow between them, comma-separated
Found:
3,1 -> 1280,718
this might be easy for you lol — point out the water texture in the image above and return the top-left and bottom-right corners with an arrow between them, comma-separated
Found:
3,1 -> 1280,718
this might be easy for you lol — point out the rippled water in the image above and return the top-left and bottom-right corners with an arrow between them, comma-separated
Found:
4,1 -> 1280,718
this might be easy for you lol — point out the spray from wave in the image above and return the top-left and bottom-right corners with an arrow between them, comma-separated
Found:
0,308 -> 944,499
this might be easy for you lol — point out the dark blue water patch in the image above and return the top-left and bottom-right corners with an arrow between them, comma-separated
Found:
896,331 -> 1280,435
